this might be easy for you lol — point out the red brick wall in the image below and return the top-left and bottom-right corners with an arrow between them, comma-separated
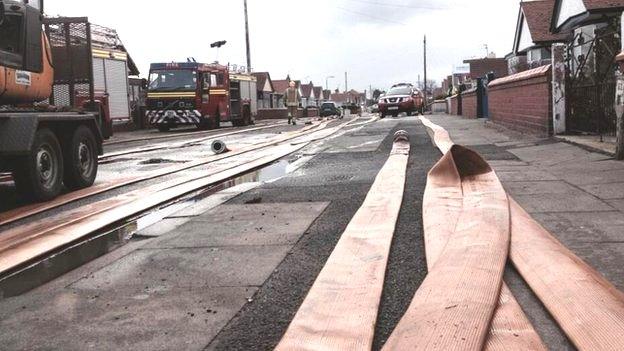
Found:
461,91 -> 478,119
488,69 -> 551,136
257,108 -> 304,120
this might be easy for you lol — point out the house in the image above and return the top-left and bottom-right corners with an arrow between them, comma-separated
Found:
549,0 -> 624,135
447,65 -> 472,91
551,0 -> 624,33
313,86 -> 324,105
272,79 -> 289,108
300,82 -> 315,107
463,57 -> 509,82
330,89 -> 366,107
251,72 -> 275,109
271,76 -> 304,108
323,89 -> 332,101
508,0 -> 567,74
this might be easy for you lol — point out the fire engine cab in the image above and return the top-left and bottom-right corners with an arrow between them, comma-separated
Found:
146,62 -> 257,132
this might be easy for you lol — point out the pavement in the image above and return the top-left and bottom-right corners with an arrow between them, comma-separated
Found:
426,113 -> 624,350
0,116 -> 439,351
1,113 -> 623,350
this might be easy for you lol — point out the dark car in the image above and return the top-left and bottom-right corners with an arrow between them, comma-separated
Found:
320,101 -> 342,117
378,83 -> 424,118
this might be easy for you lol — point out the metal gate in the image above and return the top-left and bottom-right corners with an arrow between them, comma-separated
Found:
565,18 -> 621,136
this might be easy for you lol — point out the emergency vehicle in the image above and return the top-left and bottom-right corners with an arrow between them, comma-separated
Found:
146,62 -> 257,132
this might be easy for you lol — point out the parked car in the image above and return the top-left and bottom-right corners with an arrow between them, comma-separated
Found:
378,83 -> 424,118
320,101 -> 342,117
370,104 -> 379,113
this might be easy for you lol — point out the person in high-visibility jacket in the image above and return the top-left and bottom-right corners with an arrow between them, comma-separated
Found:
284,81 -> 301,125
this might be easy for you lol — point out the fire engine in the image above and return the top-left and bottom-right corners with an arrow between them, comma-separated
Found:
146,62 -> 258,132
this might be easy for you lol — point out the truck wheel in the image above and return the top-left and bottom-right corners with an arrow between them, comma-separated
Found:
157,125 -> 170,132
14,128 -> 64,202
215,116 -> 221,129
198,117 -> 217,130
380,112 -> 386,119
63,126 -> 98,190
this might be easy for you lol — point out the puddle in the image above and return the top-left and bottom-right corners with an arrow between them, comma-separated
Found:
139,158 -> 187,165
133,155 -> 310,232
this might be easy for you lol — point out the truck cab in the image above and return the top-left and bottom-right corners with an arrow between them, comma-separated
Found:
146,62 -> 257,132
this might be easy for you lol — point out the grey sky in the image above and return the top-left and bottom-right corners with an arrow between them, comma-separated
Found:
46,0 -> 520,92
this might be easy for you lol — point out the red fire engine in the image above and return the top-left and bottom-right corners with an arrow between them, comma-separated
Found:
146,62 -> 258,132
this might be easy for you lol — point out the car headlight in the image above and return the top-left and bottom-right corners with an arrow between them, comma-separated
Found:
378,99 -> 384,104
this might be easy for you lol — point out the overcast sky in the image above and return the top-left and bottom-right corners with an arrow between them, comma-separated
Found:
46,0 -> 521,92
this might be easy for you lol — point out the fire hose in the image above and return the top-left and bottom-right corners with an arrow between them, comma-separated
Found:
277,119 -> 624,350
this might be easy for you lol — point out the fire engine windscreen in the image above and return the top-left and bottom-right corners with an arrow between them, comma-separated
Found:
148,70 -> 197,92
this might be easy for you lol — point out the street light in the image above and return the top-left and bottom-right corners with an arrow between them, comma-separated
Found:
326,76 -> 335,90
211,40 -> 227,63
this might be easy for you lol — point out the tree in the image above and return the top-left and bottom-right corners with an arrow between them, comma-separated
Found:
372,89 -> 385,100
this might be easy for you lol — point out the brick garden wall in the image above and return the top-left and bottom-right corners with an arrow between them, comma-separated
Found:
488,65 -> 552,136
461,90 -> 478,119
257,108 -> 304,120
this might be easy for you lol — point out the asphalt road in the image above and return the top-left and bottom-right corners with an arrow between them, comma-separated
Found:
0,116 -> 444,350
206,118 -> 440,350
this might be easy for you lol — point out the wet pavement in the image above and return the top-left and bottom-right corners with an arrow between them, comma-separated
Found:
0,115 -> 442,350
2,114 -> 611,350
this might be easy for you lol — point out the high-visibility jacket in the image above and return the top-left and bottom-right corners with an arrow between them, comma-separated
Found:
284,87 -> 301,107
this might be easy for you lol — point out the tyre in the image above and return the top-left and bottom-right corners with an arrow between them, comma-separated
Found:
13,128 -> 64,202
157,125 -> 170,132
380,112 -> 386,119
197,119 -> 212,130
63,125 -> 98,190
392,113 -> 399,117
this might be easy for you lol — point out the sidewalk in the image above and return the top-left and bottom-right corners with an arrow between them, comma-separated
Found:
428,114 -> 624,290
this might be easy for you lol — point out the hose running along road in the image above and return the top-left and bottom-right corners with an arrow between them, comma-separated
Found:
416,116 -> 624,351
0,117 -> 376,278
0,120 -> 330,226
276,131 -> 411,351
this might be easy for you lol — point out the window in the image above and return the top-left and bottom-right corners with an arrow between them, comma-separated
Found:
148,70 -> 197,91
216,73 -> 224,85
210,73 -> 217,87
0,14 -> 24,54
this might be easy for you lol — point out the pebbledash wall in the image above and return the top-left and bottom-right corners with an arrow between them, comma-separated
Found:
487,65 -> 552,136
461,90 -> 478,119
449,95 -> 460,115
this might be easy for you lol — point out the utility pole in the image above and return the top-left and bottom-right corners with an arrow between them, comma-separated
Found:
424,35 -> 428,110
345,72 -> 348,92
243,0 -> 251,72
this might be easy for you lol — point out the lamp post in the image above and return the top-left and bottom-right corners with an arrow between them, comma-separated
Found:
326,76 -> 335,90
210,40 -> 227,63
244,0 -> 251,72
